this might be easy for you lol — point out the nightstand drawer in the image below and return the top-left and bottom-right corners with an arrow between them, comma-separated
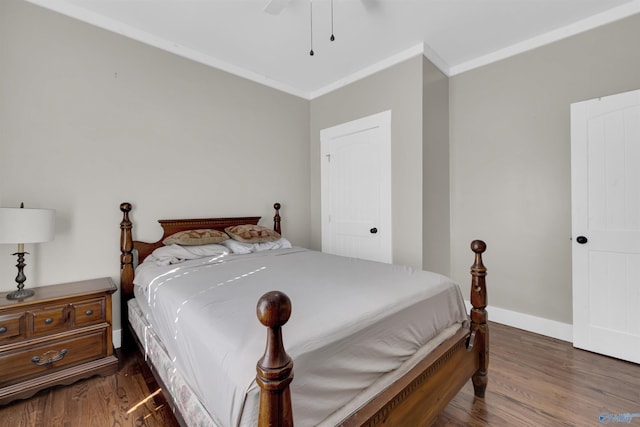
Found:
0,313 -> 24,343
30,305 -> 68,336
72,298 -> 106,327
0,277 -> 117,404
0,328 -> 108,387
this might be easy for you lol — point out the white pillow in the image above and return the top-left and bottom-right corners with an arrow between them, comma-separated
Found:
150,243 -> 230,265
223,237 -> 292,254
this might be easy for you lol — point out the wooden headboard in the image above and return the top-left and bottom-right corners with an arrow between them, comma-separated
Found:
118,202 -> 282,336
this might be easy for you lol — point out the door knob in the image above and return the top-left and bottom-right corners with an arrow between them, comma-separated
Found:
576,236 -> 588,244
370,227 -> 378,234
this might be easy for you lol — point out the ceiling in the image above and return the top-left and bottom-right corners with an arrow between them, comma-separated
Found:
26,0 -> 640,99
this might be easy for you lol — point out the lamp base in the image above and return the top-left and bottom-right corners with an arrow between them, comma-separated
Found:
6,251 -> 35,300
6,287 -> 35,300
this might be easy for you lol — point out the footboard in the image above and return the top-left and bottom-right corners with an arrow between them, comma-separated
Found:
256,240 -> 488,426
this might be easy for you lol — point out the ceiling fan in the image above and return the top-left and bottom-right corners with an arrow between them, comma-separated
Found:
263,0 -> 293,15
264,0 -> 336,55
264,0 -> 378,15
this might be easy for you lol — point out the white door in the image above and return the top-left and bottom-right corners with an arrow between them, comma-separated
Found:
320,111 -> 392,263
571,89 -> 640,364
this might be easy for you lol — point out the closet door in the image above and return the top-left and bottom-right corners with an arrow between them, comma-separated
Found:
320,111 -> 392,263
571,89 -> 640,364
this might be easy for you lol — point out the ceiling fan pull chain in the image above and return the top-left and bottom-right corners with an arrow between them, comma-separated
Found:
309,0 -> 315,55
330,0 -> 335,41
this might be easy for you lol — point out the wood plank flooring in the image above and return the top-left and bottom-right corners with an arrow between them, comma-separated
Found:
0,346 -> 180,427
1,322 -> 638,426
436,323 -> 640,426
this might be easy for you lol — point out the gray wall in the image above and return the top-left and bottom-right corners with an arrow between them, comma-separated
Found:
422,56 -> 450,275
310,56 -> 425,269
4,0 -> 640,333
0,0 -> 310,333
449,13 -> 640,324
309,56 -> 450,274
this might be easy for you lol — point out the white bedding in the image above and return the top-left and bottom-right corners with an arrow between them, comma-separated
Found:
133,247 -> 468,427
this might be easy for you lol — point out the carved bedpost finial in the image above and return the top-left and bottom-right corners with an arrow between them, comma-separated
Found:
470,240 -> 487,311
120,202 -> 133,267
256,291 -> 294,427
471,239 -> 486,254
273,202 -> 282,235
119,202 -> 135,349
120,202 -> 134,298
469,239 -> 488,398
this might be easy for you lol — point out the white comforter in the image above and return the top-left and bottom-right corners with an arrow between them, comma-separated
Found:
133,247 -> 468,427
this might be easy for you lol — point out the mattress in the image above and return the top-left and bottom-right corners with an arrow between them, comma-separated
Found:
132,247 -> 468,427
129,298 -> 213,426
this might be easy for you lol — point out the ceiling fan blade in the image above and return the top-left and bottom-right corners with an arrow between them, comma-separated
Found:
264,0 -> 291,15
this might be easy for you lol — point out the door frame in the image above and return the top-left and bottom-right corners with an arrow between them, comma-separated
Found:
320,110 -> 392,262
570,89 -> 640,363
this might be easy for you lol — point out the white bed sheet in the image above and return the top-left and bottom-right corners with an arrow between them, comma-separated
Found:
133,247 -> 468,427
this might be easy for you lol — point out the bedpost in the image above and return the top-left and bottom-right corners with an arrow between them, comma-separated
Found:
120,202 -> 135,348
120,202 -> 134,298
256,291 -> 294,427
469,240 -> 489,397
273,202 -> 281,235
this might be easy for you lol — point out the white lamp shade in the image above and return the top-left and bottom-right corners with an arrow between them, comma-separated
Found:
0,207 -> 55,244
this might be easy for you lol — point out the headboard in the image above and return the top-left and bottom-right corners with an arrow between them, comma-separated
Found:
118,202 -> 282,315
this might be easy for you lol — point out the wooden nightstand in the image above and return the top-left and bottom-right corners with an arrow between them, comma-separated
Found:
0,277 -> 118,405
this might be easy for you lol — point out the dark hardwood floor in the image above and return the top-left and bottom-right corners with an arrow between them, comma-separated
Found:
436,323 -> 640,426
1,322 -> 638,426
0,346 -> 180,427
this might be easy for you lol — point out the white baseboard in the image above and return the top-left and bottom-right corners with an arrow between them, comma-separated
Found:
113,329 -> 122,349
464,300 -> 573,342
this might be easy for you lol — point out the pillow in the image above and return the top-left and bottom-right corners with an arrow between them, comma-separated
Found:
163,229 -> 229,246
150,243 -> 230,265
221,239 -> 253,255
223,238 -> 292,254
225,224 -> 281,243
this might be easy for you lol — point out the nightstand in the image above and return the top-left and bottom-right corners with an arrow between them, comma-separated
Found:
0,277 -> 118,405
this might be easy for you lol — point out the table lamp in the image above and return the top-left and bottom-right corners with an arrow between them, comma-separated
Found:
0,203 -> 55,300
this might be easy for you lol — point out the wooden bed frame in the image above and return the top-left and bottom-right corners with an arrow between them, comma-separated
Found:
119,202 -> 488,427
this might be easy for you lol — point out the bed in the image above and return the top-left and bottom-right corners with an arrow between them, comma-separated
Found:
119,202 -> 488,427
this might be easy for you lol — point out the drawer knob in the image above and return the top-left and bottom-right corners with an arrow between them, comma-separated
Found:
85,309 -> 93,316
32,349 -> 68,366
44,318 -> 53,324
0,327 -> 6,334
